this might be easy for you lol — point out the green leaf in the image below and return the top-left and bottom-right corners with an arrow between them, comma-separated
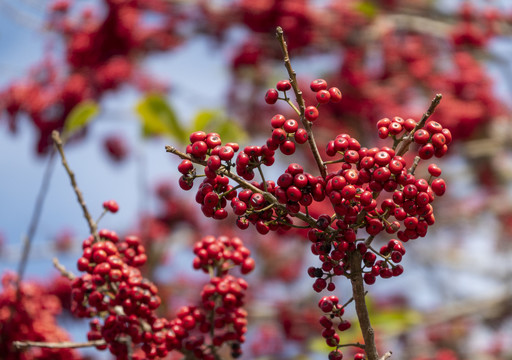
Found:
63,101 -> 99,138
190,110 -> 248,143
135,94 -> 187,142
355,1 -> 377,18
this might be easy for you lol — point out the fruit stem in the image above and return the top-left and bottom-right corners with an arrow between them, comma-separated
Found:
395,94 -> 442,157
276,26 -> 327,179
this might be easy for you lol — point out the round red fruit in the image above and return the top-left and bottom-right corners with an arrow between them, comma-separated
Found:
276,80 -> 292,91
265,89 -> 279,104
310,79 -> 328,92
316,90 -> 331,104
328,87 -> 342,102
103,200 -> 119,213
305,106 -> 319,121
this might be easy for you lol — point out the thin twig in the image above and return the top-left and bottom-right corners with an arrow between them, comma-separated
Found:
276,26 -> 327,179
395,94 -> 442,157
15,150 -> 57,300
52,131 -> 99,242
52,258 -> 76,280
12,339 -> 106,350
408,156 -> 421,175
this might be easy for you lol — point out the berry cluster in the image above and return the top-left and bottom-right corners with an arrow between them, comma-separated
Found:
0,272 -> 81,360
0,0 -> 184,154
70,202 -> 254,360
168,70 -> 450,359
192,235 -> 255,275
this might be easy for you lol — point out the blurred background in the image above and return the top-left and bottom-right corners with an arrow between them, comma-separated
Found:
1,0 -> 512,359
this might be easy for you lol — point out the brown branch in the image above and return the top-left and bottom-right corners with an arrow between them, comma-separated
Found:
408,156 -> 421,175
276,26 -> 327,179
349,251 -> 379,360
13,339 -> 106,350
395,94 -> 442,157
52,257 -> 76,280
166,146 -> 322,229
52,131 -> 99,242
15,150 -> 57,301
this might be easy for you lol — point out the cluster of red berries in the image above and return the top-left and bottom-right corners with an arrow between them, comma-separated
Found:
169,73 -> 451,358
192,235 -> 255,275
158,234 -> 253,359
70,205 -> 254,360
0,0 -> 184,154
0,272 -> 81,360
73,231 -> 164,358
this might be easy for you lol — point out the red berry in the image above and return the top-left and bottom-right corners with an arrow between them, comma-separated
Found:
179,176 -> 193,190
191,141 -> 208,158
103,200 -> 119,213
271,114 -> 286,128
205,133 -> 222,149
413,129 -> 430,144
377,118 -> 391,128
265,89 -> 279,104
218,146 -> 235,161
280,141 -> 296,155
403,118 -> 417,131
190,131 -> 207,143
431,178 -> 446,196
428,164 -> 442,177
419,143 -> 435,159
378,127 -> 389,139
283,119 -> 299,134
388,122 -> 403,135
305,106 -> 319,121
276,80 -> 292,91
178,160 -> 193,174
328,87 -> 342,102
316,90 -> 331,104
426,121 -> 443,133
294,128 -> 308,144
310,79 -> 328,92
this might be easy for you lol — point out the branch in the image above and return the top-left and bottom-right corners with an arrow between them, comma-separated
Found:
53,257 -> 76,280
276,26 -> 327,179
15,150 -> 57,300
165,146 -> 322,229
395,94 -> 442,157
13,339 -> 106,350
52,131 -> 99,242
349,251 -> 379,360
